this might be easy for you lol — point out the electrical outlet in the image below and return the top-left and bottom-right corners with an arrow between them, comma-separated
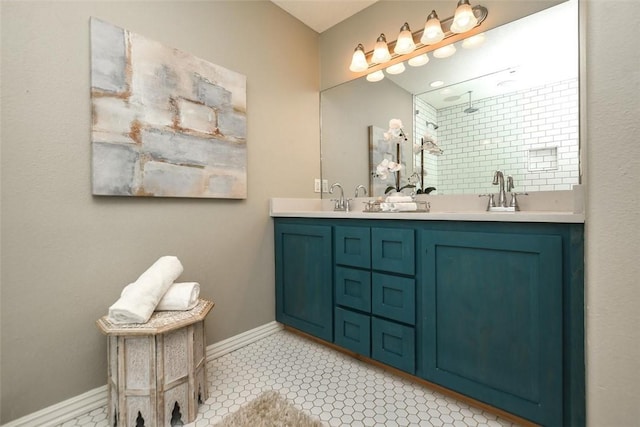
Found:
322,179 -> 329,193
314,179 -> 321,193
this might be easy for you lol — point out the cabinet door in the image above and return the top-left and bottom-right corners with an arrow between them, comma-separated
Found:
335,266 -> 371,313
421,230 -> 562,426
335,226 -> 370,268
372,228 -> 414,275
372,273 -> 415,325
372,317 -> 415,374
335,307 -> 371,356
275,223 -> 332,341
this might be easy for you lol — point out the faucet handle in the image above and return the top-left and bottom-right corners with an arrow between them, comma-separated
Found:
509,192 -> 528,210
479,193 -> 496,211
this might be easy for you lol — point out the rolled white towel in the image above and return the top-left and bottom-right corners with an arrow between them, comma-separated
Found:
121,281 -> 200,311
385,195 -> 413,203
108,256 -> 184,324
394,202 -> 418,211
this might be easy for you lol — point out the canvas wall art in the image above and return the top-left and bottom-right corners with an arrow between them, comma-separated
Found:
90,18 -> 247,198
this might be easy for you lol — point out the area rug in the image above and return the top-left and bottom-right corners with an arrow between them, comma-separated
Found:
213,391 -> 324,427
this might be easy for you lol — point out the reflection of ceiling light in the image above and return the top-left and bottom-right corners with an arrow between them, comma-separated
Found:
349,44 -> 368,72
451,0 -> 479,33
366,70 -> 385,82
433,44 -> 456,58
421,10 -> 445,44
497,79 -> 517,88
408,53 -> 429,67
462,33 -> 486,49
430,80 -> 444,87
372,34 -> 392,64
394,23 -> 416,55
386,62 -> 406,75
444,95 -> 461,102
440,88 -> 452,95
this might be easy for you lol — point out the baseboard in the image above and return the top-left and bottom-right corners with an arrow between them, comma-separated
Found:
2,321 -> 283,427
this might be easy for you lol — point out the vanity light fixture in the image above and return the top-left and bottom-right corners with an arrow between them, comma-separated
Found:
451,0 -> 478,33
349,44 -> 368,72
348,2 -> 488,80
394,23 -> 416,55
462,32 -> 486,49
372,34 -> 392,64
408,53 -> 429,67
421,11 -> 445,44
433,44 -> 456,58
386,62 -> 406,75
366,70 -> 385,82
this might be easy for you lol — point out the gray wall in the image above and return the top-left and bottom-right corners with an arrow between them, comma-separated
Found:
0,1 -> 319,422
320,0 -> 640,424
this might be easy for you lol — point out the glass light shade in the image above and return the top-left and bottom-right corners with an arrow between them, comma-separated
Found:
371,33 -> 392,64
366,70 -> 385,82
451,0 -> 478,33
349,44 -> 369,72
408,53 -> 429,67
420,11 -> 445,45
386,62 -> 406,75
433,44 -> 456,58
462,33 -> 486,49
394,23 -> 416,55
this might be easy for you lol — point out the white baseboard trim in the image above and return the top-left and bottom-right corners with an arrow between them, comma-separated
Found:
206,320 -> 283,361
2,321 -> 284,427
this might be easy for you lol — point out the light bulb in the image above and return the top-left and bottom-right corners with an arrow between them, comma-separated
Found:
433,44 -> 456,58
394,23 -> 416,55
408,53 -> 429,67
420,10 -> 445,45
366,70 -> 385,82
349,44 -> 369,72
371,33 -> 392,64
386,62 -> 406,75
462,33 -> 485,49
451,0 -> 478,33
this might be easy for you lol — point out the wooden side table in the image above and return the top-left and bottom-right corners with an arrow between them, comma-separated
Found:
97,299 -> 214,427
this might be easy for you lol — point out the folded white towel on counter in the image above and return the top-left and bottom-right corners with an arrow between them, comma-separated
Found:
380,202 -> 418,212
108,256 -> 184,324
385,195 -> 414,203
121,281 -> 200,311
394,202 -> 418,211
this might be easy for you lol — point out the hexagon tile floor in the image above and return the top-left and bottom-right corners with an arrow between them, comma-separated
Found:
58,330 -> 520,427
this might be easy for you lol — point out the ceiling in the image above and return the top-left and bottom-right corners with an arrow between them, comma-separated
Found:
270,0 -> 379,33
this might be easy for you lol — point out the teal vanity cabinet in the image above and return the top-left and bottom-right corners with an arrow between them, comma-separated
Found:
273,217 -> 584,427
334,226 -> 416,374
421,229 -> 564,426
275,222 -> 333,342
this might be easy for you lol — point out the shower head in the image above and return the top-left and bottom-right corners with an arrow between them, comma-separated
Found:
426,121 -> 439,130
464,91 -> 479,114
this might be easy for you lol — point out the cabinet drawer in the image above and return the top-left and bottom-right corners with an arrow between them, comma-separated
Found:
335,266 -> 371,313
335,226 -> 370,268
372,317 -> 415,374
335,307 -> 370,357
372,273 -> 415,325
371,228 -> 414,275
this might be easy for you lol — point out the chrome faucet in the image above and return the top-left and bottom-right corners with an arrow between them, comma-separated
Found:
329,183 -> 347,211
492,170 -> 508,208
354,185 -> 367,198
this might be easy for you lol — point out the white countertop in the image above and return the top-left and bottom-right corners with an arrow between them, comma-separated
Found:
270,197 -> 585,224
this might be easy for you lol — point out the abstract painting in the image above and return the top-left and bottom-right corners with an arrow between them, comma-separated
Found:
90,18 -> 247,198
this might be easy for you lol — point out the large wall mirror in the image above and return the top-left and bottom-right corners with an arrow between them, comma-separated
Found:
321,0 -> 579,197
